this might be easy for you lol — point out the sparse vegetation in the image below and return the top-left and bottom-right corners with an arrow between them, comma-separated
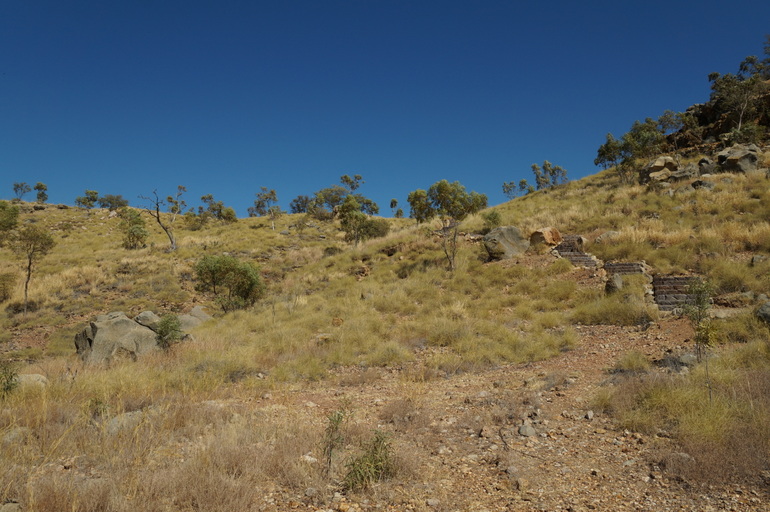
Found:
0,35 -> 769,509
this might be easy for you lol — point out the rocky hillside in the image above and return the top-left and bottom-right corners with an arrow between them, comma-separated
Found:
1,141 -> 770,511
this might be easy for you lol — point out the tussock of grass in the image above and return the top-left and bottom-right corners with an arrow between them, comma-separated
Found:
600,332 -> 770,481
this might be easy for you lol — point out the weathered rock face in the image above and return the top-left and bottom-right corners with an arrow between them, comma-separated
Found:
483,226 -> 530,260
74,308 -> 212,364
75,312 -> 158,364
529,227 -> 563,248
640,156 -> 678,184
717,144 -> 759,173
178,305 -> 212,331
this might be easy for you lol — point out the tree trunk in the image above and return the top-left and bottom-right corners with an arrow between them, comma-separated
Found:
23,255 -> 32,315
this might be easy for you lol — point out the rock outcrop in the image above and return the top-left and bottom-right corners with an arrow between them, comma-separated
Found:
483,226 -> 529,260
717,144 -> 760,173
74,308 -> 212,364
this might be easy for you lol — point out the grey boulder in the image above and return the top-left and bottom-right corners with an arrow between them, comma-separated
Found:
484,226 -> 530,260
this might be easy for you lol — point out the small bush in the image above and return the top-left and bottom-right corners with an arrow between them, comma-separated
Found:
343,430 -> 395,491
118,207 -> 148,249
156,314 -> 182,350
481,210 -> 501,232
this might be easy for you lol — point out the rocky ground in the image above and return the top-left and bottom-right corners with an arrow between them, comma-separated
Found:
246,317 -> 769,512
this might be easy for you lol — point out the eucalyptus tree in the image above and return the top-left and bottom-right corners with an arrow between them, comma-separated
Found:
408,180 -> 487,271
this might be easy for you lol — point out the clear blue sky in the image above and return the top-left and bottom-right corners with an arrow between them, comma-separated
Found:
2,1 -> 769,217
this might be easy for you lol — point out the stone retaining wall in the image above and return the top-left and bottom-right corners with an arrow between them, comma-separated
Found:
652,276 -> 701,311
604,261 -> 652,276
555,236 -> 602,268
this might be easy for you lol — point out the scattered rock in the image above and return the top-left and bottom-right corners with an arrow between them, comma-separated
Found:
106,410 -> 144,436
699,157 -> 717,175
691,180 -> 715,190
605,274 -> 624,295
595,231 -> 620,244
518,424 -> 537,437
756,302 -> 770,325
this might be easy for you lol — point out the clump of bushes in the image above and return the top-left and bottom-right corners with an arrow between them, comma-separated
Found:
194,254 -> 266,312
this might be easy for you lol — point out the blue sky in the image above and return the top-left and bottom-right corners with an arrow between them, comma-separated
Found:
2,1 -> 769,217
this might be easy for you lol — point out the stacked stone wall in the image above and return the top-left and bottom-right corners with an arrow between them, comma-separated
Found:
555,235 -> 602,268
652,276 -> 701,311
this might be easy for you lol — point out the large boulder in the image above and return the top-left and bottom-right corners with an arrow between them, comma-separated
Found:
75,309 -> 211,364
529,227 -> 562,250
75,312 -> 158,364
484,226 -> 530,260
717,144 -> 759,173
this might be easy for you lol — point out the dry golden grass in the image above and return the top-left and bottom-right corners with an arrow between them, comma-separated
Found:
3,152 -> 770,501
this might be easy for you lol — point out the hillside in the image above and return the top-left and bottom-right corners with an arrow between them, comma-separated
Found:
2,145 -> 770,511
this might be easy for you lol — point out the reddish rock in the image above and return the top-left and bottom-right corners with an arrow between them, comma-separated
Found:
529,227 -> 563,247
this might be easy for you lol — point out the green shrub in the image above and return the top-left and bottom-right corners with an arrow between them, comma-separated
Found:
118,208 -> 148,249
156,314 -> 182,350
194,255 -> 266,312
481,210 -> 501,232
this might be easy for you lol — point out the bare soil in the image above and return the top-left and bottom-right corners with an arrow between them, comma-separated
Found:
245,317 -> 770,511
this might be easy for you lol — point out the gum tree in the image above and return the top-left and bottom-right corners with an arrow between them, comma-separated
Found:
8,224 -> 55,314
248,187 -> 282,229
13,183 -> 31,201
407,180 -> 487,271
34,182 -> 48,203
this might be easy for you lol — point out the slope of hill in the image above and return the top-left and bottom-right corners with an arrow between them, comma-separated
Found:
1,146 -> 770,510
